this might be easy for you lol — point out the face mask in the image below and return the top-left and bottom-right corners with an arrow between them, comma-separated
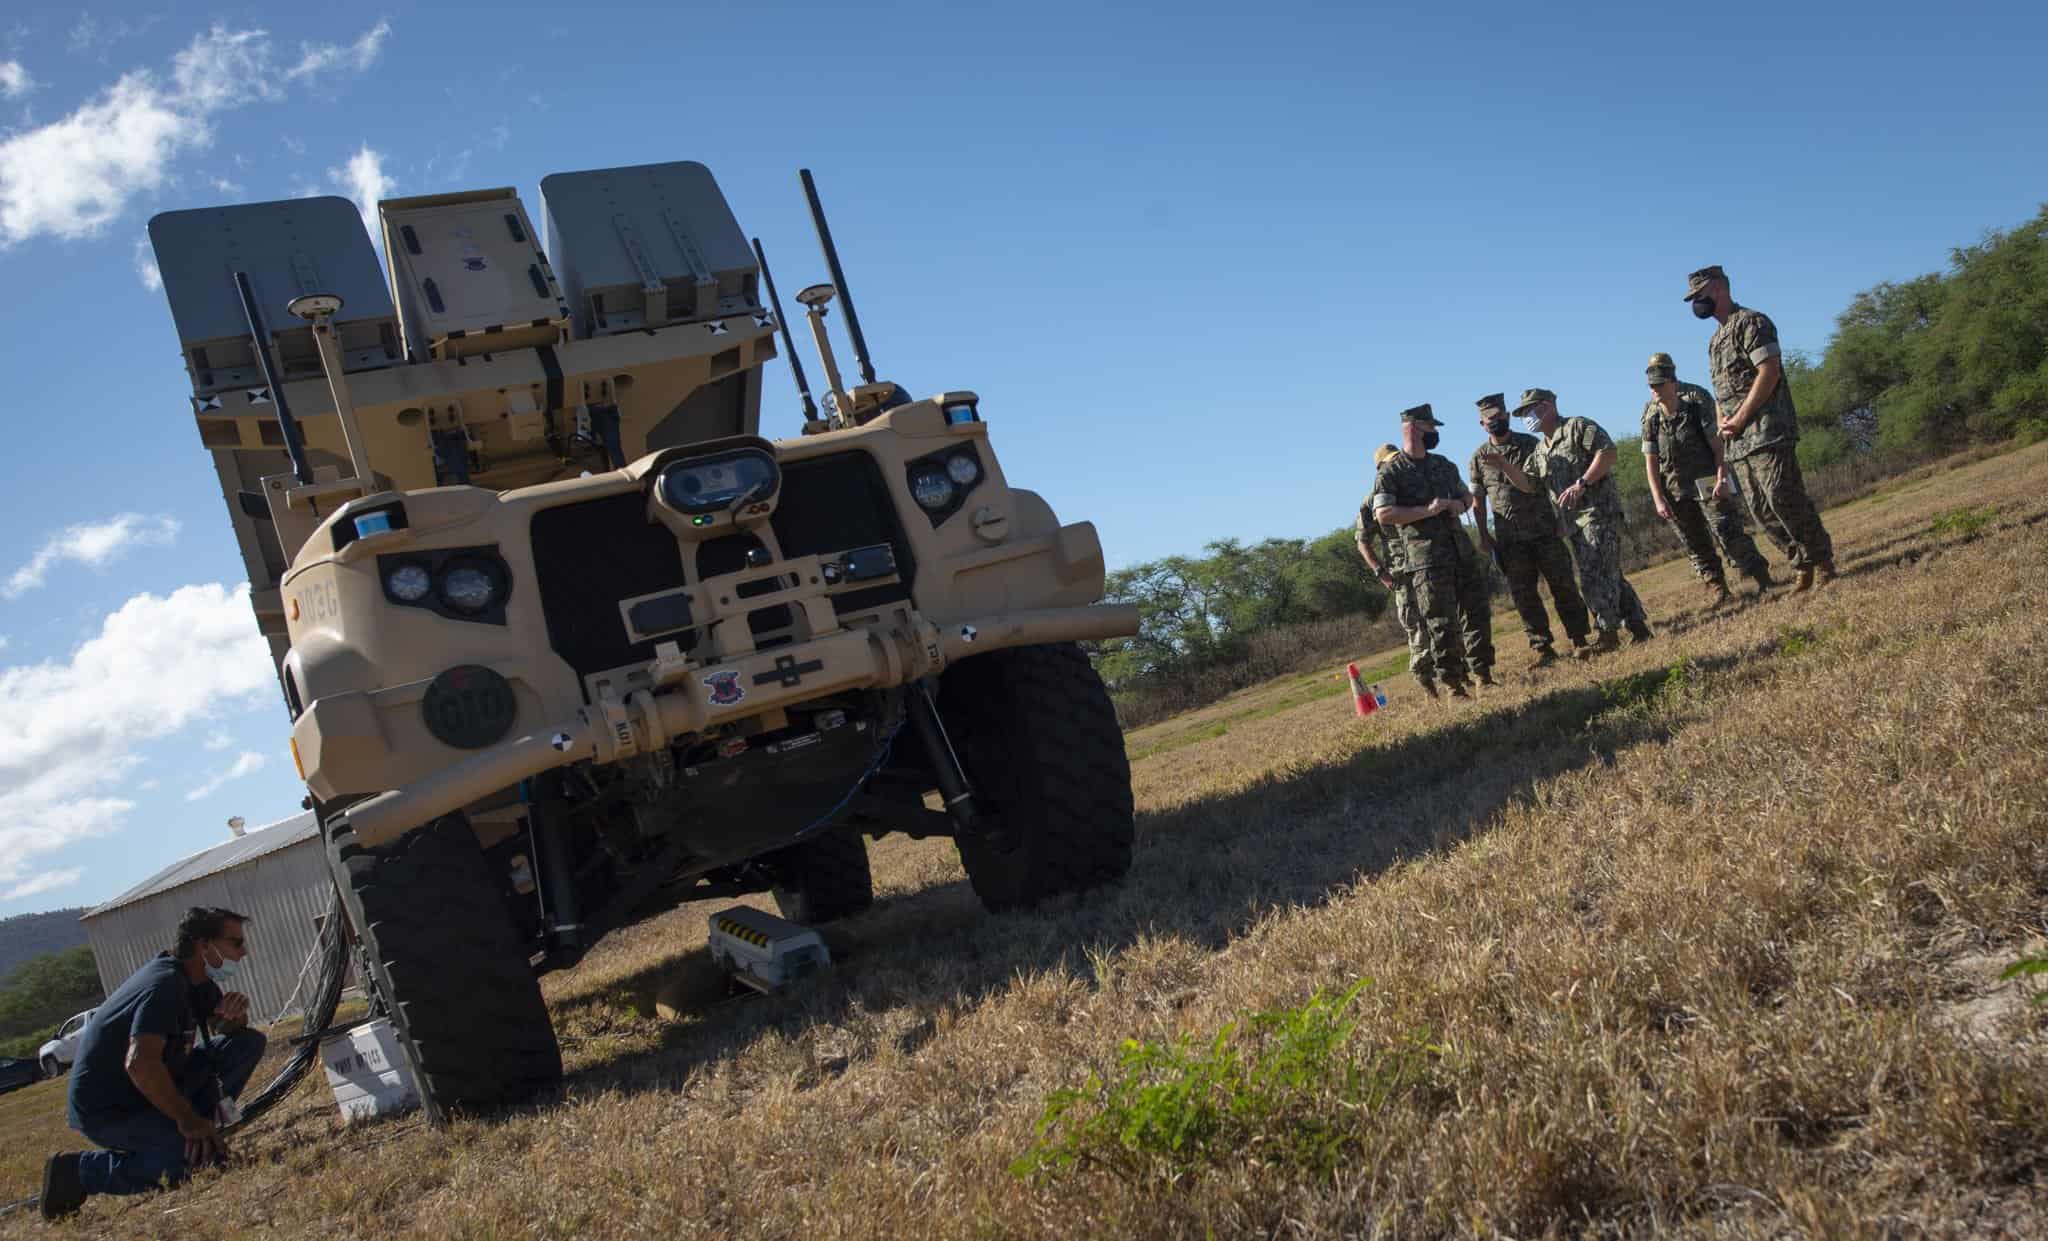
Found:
1421,429 -> 1441,451
1520,414 -> 1544,432
1690,297 -> 1716,320
1483,415 -> 1509,436
203,945 -> 240,986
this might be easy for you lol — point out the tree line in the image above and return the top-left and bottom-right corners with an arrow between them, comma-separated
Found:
0,946 -> 105,1059
1094,203 -> 2048,712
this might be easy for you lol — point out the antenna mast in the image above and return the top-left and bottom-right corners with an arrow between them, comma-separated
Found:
798,169 -> 877,386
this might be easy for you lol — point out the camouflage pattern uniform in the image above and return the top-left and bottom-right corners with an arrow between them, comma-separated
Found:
1469,411 -> 1590,656
1518,394 -> 1649,636
1371,407 -> 1494,687
1639,373 -> 1770,588
1354,505 -> 1433,689
1691,268 -> 1835,572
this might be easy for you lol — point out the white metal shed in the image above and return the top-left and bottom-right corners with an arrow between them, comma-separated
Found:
80,813 -> 338,1025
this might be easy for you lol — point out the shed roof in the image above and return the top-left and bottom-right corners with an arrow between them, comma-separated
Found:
83,812 -> 320,920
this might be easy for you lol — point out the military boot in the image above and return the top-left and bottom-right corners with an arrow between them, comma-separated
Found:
1747,566 -> 1776,596
1476,668 -> 1499,689
1529,647 -> 1559,670
1792,566 -> 1817,593
40,1153 -> 84,1219
1415,680 -> 1440,701
1815,561 -> 1837,587
1704,578 -> 1732,608
1580,630 -> 1621,658
1446,682 -> 1473,700
1627,618 -> 1654,643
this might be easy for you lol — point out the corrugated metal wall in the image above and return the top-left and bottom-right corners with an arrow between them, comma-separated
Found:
82,838 -> 340,1026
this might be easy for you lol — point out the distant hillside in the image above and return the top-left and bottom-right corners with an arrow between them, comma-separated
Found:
0,908 -> 90,984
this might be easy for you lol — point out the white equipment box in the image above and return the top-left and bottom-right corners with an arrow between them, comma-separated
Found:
707,906 -> 832,993
320,1018 -> 421,1123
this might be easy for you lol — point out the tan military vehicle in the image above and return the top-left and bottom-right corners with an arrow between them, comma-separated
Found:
148,161 -> 1137,1119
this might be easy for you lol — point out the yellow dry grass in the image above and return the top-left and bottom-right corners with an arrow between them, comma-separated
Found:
7,442 -> 2047,1238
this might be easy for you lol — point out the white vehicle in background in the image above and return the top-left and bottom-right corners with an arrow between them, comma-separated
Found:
39,1010 -> 95,1078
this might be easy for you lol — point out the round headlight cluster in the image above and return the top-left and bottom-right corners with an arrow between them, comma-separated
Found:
384,559 -> 507,614
910,469 -> 955,511
945,452 -> 980,486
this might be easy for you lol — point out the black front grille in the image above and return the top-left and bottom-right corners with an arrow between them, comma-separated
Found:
531,493 -> 687,687
771,451 -> 916,615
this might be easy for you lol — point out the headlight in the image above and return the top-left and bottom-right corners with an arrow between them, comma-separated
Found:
945,453 -> 980,486
439,562 -> 503,614
910,469 -> 955,511
385,563 -> 432,603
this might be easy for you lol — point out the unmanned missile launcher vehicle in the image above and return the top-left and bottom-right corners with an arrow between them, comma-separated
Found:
147,161 -> 1138,1118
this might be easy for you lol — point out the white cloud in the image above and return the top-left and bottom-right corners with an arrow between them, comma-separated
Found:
281,134 -> 306,157
4,868 -> 82,901
0,70 -> 198,244
202,728 -> 233,750
0,21 -> 389,246
185,750 -> 266,801
0,582 -> 275,885
0,60 -> 32,100
209,176 -> 243,195
283,19 -> 390,82
67,14 -> 162,57
328,144 -> 392,246
132,236 -> 160,290
4,513 -> 178,597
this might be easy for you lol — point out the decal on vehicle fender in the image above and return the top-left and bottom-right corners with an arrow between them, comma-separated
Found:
702,669 -> 745,706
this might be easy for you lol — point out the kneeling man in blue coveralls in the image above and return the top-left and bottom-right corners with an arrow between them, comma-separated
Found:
41,906 -> 265,1219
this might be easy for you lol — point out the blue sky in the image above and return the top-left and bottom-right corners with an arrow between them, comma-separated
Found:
1,1 -> 2043,916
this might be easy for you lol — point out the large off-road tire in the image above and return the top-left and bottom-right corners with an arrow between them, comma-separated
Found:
39,1056 -> 60,1078
768,829 -> 875,924
327,811 -> 561,1122
939,642 -> 1134,912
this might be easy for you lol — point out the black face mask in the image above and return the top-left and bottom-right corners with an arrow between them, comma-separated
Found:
1690,297 -> 1716,320
1422,429 -> 1440,451
1483,415 -> 1509,436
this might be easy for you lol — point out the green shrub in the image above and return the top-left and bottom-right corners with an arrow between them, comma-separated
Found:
1011,979 -> 1435,1185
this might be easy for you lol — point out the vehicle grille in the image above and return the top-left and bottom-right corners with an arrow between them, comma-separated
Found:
771,451 -> 916,615
529,452 -> 914,690
530,492 -> 687,685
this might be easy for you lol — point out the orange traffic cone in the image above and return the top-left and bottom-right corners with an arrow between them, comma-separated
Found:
1347,664 -> 1386,717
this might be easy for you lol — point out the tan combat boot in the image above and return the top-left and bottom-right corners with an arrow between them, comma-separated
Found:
1815,561 -> 1837,587
1529,647 -> 1559,670
1704,579 -> 1732,608
1792,566 -> 1817,593
1446,682 -> 1473,700
1581,630 -> 1621,658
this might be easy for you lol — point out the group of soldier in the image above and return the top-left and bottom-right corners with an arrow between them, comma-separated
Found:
1353,265 -> 1839,700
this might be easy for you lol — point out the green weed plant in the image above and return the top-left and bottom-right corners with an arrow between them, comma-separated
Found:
1011,979 -> 1434,1186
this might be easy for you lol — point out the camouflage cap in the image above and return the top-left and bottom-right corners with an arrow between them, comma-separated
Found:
1646,352 -> 1677,383
1399,403 -> 1442,426
1511,388 -> 1556,415
1683,265 -> 1726,301
1475,393 -> 1508,416
1373,443 -> 1401,466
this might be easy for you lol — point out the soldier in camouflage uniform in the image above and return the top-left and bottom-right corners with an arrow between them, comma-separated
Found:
1354,444 -> 1441,698
1482,389 -> 1651,657
1468,393 -> 1590,668
1685,265 -> 1836,591
1640,352 -> 1773,603
1370,404 -> 1496,694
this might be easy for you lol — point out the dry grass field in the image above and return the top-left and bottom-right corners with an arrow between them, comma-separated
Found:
6,442 -> 2046,1238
